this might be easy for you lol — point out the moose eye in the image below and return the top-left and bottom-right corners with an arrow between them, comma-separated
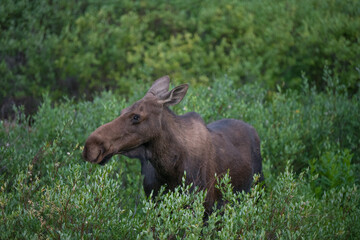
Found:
131,114 -> 140,123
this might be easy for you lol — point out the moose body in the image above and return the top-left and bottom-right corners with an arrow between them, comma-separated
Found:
83,76 -> 264,213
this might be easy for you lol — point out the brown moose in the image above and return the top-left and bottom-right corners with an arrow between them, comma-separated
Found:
82,76 -> 264,213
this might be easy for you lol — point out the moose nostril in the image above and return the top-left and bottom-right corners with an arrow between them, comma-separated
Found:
82,146 -> 88,160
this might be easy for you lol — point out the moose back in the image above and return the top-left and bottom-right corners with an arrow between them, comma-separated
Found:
83,76 -> 264,213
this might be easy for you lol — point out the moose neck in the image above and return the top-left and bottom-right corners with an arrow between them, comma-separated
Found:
147,107 -> 213,186
146,108 -> 185,179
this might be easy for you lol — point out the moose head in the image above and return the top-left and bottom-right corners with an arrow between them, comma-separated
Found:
82,76 -> 188,165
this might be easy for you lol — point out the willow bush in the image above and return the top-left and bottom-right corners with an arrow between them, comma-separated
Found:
1,75 -> 359,238
1,0 -> 359,107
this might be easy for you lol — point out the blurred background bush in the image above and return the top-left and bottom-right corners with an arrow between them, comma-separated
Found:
1,0 -> 359,117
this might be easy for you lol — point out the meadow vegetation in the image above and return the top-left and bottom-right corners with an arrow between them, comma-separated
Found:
1,0 -> 359,108
1,73 -> 359,238
1,0 -> 360,238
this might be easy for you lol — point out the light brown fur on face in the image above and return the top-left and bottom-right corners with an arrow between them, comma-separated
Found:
83,76 -> 264,214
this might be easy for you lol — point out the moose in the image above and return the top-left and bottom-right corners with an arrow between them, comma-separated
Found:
82,76 -> 264,213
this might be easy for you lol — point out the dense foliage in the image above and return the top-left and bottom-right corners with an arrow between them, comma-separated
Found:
1,0 -> 359,114
1,74 -> 359,238
1,0 -> 359,238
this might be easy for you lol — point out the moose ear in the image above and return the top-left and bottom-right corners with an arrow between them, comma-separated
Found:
147,76 -> 170,97
159,84 -> 189,106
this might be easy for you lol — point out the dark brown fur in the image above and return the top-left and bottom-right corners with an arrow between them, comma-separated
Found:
83,76 -> 264,213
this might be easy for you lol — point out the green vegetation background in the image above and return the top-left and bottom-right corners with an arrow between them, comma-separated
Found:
1,0 -> 360,239
1,0 -> 359,106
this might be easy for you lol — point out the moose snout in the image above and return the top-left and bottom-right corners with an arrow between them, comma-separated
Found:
82,134 -> 105,163
82,143 -> 103,163
82,133 -> 116,165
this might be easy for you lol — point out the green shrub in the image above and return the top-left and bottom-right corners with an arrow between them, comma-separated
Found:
1,0 -> 359,108
1,77 -> 359,238
310,146 -> 355,197
139,179 -> 206,239
136,168 -> 360,239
